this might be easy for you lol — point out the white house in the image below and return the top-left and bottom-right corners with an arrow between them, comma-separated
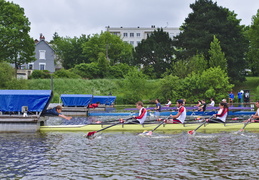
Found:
106,25 -> 181,47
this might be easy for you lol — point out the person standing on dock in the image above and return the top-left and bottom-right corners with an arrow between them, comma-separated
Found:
229,91 -> 234,104
43,105 -> 72,120
164,99 -> 186,124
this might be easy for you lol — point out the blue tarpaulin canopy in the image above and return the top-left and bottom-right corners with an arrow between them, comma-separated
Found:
61,94 -> 93,106
91,96 -> 116,105
0,90 -> 52,112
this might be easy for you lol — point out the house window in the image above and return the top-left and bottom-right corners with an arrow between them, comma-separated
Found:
39,63 -> 46,70
130,41 -> 134,46
130,33 -> 134,37
137,33 -> 141,37
39,50 -> 46,59
123,33 -> 128,37
28,63 -> 33,70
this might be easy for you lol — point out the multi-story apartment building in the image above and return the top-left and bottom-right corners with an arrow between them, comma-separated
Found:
106,25 -> 180,47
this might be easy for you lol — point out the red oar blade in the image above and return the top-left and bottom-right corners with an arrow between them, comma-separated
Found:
188,130 -> 195,135
86,131 -> 97,138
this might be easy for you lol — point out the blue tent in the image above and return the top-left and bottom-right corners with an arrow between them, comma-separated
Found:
91,96 -> 116,105
61,94 -> 93,107
0,90 -> 52,112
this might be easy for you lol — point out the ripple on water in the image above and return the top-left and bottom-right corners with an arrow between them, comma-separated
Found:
0,132 -> 259,179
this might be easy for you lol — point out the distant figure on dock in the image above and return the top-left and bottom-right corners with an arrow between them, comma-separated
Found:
88,102 -> 100,108
43,105 -> 72,120
208,98 -> 215,107
229,91 -> 234,104
165,99 -> 172,107
198,99 -> 206,112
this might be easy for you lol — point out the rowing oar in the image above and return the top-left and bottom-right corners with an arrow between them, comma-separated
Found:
85,117 -> 133,138
188,116 -> 213,135
236,115 -> 253,133
143,116 -> 171,136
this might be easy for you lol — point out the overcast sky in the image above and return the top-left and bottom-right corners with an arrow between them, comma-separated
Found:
8,0 -> 259,41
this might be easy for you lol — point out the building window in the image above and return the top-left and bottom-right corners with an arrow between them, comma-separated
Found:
39,50 -> 46,59
137,33 -> 141,37
123,33 -> 128,37
28,63 -> 34,70
130,41 -> 134,46
130,33 -> 134,37
137,41 -> 140,45
39,63 -> 46,70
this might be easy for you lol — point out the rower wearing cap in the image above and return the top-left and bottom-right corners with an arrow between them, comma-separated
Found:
164,99 -> 186,124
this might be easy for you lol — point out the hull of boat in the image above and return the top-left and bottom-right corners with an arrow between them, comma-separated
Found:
88,111 -> 255,117
40,122 -> 259,133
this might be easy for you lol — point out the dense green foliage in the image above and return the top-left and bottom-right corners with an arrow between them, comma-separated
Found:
246,9 -> 259,76
134,28 -> 175,78
82,31 -> 134,65
51,33 -> 89,69
174,0 -> 248,82
29,70 -> 51,79
0,62 -> 28,89
208,36 -> 227,71
0,0 -> 35,68
71,62 -> 133,79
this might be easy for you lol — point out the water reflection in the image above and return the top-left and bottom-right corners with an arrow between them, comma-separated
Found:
0,131 -> 259,179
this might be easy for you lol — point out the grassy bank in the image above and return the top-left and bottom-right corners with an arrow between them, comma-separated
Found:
28,77 -> 259,104
28,79 -> 120,103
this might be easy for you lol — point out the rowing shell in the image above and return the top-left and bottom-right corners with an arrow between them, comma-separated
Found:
40,122 -> 259,133
89,111 -> 255,116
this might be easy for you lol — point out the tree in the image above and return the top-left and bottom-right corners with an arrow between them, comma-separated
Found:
169,54 -> 207,78
134,28 -> 175,78
0,0 -> 35,68
246,9 -> 259,76
0,62 -> 28,89
120,68 -> 147,103
179,67 -> 233,102
82,31 -> 134,65
208,35 -> 227,71
174,0 -> 248,82
51,33 -> 89,69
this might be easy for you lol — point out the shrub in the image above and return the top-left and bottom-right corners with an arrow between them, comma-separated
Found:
29,70 -> 51,79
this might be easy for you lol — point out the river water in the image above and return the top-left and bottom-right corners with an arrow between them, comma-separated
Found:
1,118 -> 259,179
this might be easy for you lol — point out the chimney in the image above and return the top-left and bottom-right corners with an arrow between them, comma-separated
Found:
40,33 -> 45,41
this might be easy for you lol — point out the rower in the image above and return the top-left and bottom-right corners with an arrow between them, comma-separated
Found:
163,99 -> 186,124
244,101 -> 259,123
206,102 -> 228,123
120,101 -> 147,124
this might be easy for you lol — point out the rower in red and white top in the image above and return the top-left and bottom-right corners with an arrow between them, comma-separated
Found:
164,99 -> 186,124
207,102 -> 228,123
120,101 -> 147,124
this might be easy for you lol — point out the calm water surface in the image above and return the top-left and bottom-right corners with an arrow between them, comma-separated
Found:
1,126 -> 259,179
